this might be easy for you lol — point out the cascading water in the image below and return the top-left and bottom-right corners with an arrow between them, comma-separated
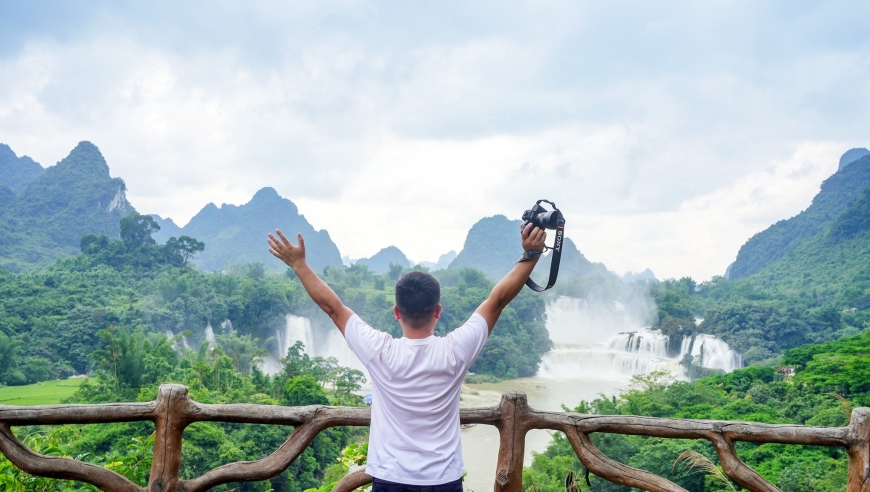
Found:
204,324 -> 216,346
260,314 -> 368,380
681,334 -> 742,372
537,296 -> 742,380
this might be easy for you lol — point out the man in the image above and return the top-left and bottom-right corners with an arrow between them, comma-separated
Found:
267,223 -> 546,492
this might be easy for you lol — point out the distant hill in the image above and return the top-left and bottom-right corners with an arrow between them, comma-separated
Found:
417,250 -> 457,271
0,144 -> 44,194
726,152 -> 870,279
356,246 -> 411,274
152,187 -> 343,272
448,214 -> 610,282
0,142 -> 133,272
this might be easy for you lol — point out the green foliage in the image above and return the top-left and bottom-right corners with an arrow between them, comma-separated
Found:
0,379 -> 88,406
524,332 -> 868,492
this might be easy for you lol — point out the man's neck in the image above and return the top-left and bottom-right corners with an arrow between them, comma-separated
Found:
400,324 -> 436,339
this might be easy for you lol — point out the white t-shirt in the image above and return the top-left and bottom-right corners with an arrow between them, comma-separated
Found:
344,312 -> 489,485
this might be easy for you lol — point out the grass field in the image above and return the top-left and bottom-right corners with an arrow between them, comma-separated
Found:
0,378 -> 88,406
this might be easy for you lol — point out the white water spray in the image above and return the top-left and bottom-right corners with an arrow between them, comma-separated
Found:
260,314 -> 368,381
538,297 -> 741,380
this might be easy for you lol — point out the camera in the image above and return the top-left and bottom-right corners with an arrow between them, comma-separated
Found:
519,200 -> 565,292
522,202 -> 565,231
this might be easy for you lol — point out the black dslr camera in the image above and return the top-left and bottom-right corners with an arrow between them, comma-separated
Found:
520,199 -> 565,292
522,200 -> 566,231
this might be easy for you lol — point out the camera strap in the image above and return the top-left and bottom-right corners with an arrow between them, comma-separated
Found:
524,200 -> 564,292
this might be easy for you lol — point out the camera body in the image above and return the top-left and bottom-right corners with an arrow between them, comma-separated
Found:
522,202 -> 565,231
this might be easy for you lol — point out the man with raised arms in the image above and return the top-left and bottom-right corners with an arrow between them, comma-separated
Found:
267,223 -> 546,492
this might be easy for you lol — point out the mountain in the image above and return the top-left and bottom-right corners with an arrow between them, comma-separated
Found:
0,142 -> 133,272
448,215 -> 524,279
151,215 -> 182,238
448,215 -> 609,282
839,147 -> 869,171
152,187 -> 342,272
0,144 -> 44,194
417,250 -> 457,271
624,269 -> 658,282
726,151 -> 870,279
752,180 -> 870,307
356,246 -> 411,274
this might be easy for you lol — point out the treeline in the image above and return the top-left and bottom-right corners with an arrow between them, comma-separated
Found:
647,274 -> 867,366
523,329 -> 870,491
0,215 -> 551,385
1,330 -> 367,492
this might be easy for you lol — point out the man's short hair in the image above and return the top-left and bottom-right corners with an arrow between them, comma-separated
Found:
395,271 -> 441,328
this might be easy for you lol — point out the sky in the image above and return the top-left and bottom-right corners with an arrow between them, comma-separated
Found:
1,1 -> 869,280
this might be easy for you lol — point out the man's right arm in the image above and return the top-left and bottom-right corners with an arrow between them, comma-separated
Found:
268,230 -> 354,334
475,223 -> 546,333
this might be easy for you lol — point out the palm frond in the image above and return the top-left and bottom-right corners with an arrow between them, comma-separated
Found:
673,450 -> 737,492
824,392 -> 852,422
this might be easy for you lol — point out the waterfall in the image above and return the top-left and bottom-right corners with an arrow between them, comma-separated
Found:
538,297 -> 742,380
681,334 -> 743,372
260,314 -> 368,381
165,329 -> 191,350
204,324 -> 216,346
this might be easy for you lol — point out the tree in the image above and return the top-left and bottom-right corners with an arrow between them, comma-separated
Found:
120,213 -> 160,250
387,262 -> 404,281
164,236 -> 205,266
0,333 -> 22,385
283,376 -> 329,406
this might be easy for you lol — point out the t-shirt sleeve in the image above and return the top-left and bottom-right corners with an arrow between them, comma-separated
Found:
446,312 -> 489,367
344,314 -> 392,365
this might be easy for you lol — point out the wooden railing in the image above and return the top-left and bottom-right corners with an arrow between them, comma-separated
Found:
0,384 -> 868,492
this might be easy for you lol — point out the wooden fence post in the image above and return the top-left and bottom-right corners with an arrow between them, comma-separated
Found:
847,407 -> 870,492
494,391 -> 529,492
148,384 -> 191,492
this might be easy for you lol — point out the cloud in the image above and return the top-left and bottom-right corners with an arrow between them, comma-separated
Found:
0,1 -> 869,279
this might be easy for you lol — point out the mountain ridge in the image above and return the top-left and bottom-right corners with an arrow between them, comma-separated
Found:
0,143 -> 44,194
726,152 -> 870,279
152,186 -> 343,272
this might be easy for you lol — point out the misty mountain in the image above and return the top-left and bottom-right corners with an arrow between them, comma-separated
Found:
448,214 -> 610,282
0,143 -> 44,194
839,147 -> 869,171
152,187 -> 342,272
0,141 -> 133,272
355,246 -> 411,274
417,250 -> 457,271
623,269 -> 658,283
726,151 -> 870,279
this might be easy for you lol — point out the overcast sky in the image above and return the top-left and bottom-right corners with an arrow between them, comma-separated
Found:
1,1 -> 868,280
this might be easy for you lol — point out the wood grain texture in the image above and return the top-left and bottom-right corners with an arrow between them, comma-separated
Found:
332,468 -> 373,492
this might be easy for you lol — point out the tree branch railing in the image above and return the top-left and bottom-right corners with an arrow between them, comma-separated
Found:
0,384 -> 867,492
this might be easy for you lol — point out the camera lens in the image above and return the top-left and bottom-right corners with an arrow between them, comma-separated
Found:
531,210 -> 565,230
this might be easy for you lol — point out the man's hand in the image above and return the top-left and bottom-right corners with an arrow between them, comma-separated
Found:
267,229 -> 354,333
521,223 -> 547,252
268,230 -> 306,270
